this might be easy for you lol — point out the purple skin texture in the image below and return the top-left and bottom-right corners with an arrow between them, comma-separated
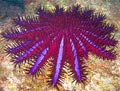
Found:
2,5 -> 117,87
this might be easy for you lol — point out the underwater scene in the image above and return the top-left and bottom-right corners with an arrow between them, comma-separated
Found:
0,0 -> 120,91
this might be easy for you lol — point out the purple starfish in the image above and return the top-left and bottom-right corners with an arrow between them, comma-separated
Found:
2,5 -> 117,87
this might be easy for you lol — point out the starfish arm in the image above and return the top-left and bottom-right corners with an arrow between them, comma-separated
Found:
79,22 -> 114,37
72,5 -> 80,14
7,40 -> 31,54
13,33 -> 56,63
2,27 -> 46,40
91,24 -> 114,36
70,39 -> 82,80
51,36 -> 65,86
90,13 -> 106,24
80,33 -> 115,59
14,40 -> 43,63
72,34 -> 88,59
81,30 -> 117,46
80,9 -> 94,20
99,24 -> 115,35
55,6 -> 64,15
29,35 -> 60,75
66,36 -> 85,81
14,16 -> 38,28
14,16 -> 50,29
29,47 -> 49,75
38,7 -> 52,20
80,13 -> 106,29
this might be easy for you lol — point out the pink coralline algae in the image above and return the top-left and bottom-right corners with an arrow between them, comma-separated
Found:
2,5 -> 117,87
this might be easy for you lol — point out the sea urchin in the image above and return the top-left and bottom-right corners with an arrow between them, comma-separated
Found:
2,5 -> 117,87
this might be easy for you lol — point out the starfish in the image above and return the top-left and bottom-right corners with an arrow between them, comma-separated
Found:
2,5 -> 117,87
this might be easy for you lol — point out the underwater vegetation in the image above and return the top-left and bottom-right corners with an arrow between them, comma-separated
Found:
2,5 -> 117,88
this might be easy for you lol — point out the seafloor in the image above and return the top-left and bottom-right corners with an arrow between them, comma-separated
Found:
0,0 -> 120,91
